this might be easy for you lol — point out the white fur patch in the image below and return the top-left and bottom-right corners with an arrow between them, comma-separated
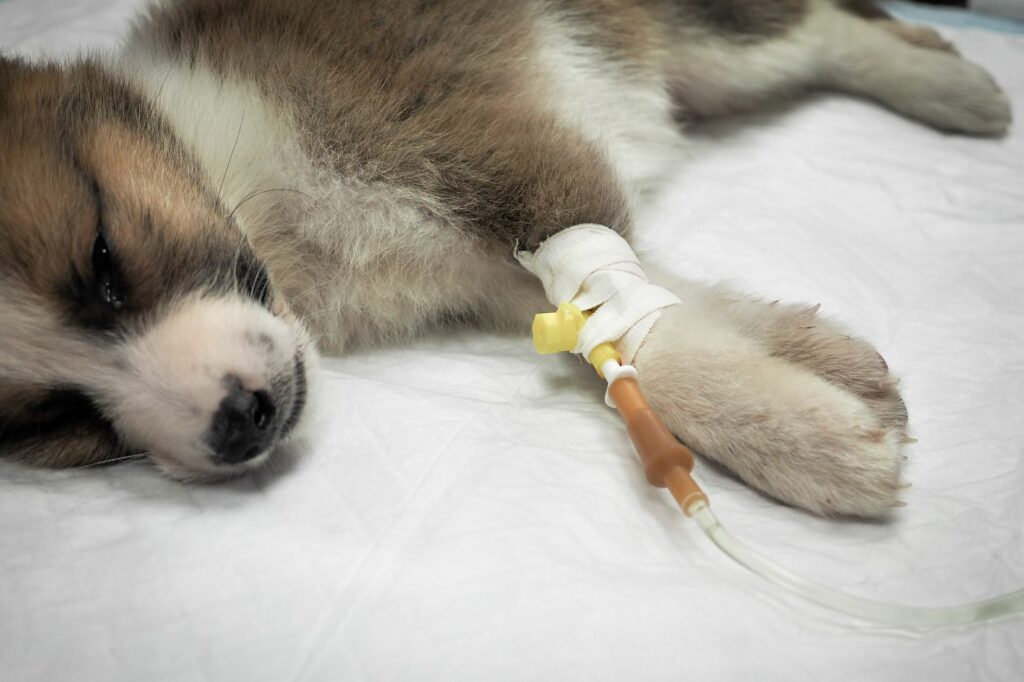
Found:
532,13 -> 686,206
116,49 -> 306,226
253,172 -> 535,353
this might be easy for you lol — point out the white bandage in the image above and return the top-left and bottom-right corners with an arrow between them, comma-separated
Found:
516,224 -> 680,362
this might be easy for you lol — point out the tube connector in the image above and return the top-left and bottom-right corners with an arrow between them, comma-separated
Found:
531,302 -> 707,515
588,344 -> 620,378
608,377 -> 707,515
532,302 -> 585,354
531,302 -> 623,377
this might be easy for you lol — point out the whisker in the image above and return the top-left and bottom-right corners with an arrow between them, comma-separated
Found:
149,64 -> 176,120
220,109 -> 246,198
74,452 -> 149,470
228,187 -> 310,224
229,236 -> 244,294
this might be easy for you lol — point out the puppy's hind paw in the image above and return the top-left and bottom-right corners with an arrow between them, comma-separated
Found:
902,55 -> 1012,137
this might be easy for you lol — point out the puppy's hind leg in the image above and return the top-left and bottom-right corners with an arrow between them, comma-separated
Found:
664,0 -> 1010,134
815,0 -> 1012,135
837,0 -> 957,53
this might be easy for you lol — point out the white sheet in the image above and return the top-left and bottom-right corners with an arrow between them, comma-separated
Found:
2,3 -> 1023,681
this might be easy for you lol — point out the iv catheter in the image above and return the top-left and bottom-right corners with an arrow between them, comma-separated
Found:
532,301 -> 1024,630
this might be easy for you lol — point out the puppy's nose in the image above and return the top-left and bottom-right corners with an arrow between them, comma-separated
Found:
208,379 -> 276,464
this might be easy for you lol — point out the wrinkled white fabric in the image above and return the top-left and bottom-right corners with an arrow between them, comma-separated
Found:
2,4 -> 1023,682
516,224 -> 680,361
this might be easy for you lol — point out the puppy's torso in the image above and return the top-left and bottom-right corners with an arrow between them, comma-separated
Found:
121,0 -> 687,352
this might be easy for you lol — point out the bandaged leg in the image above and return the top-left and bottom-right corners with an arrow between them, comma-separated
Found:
517,226 -> 907,516
515,224 -> 680,363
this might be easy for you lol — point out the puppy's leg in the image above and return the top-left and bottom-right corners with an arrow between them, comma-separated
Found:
874,20 -> 957,54
486,267 -> 907,516
817,1 -> 1011,135
837,0 -> 957,53
439,1 -> 918,517
665,0 -> 1011,135
634,299 -> 905,517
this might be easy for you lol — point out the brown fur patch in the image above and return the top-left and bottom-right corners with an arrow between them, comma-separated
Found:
133,0 -> 634,249
0,384 -> 125,468
549,0 -> 665,65
0,55 -> 21,112
668,0 -> 808,41
836,0 -> 891,20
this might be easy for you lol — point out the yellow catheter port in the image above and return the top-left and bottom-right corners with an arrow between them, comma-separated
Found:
531,302 -> 634,378
531,302 -> 584,354
586,344 -> 620,379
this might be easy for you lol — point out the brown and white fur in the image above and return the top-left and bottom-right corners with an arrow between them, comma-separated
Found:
0,0 -> 1011,516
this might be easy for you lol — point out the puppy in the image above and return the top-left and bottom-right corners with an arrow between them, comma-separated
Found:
0,0 -> 1011,515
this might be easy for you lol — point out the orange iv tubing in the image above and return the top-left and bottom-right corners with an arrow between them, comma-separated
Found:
532,302 -> 1024,630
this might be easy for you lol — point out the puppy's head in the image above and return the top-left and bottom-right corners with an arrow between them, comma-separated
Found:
0,55 -> 314,480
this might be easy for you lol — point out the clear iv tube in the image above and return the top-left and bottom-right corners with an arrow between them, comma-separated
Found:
605,362 -> 1024,630
688,500 -> 1024,629
529,303 -> 1024,630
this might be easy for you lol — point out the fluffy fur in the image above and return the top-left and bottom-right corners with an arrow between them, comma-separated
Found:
0,0 -> 1012,516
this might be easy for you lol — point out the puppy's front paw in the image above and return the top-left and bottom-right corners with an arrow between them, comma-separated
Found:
634,304 -> 906,517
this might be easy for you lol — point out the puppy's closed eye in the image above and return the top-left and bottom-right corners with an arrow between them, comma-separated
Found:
63,226 -> 129,330
91,230 -> 124,311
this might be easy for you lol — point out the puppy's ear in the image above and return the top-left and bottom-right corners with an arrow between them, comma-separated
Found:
0,387 -> 129,469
